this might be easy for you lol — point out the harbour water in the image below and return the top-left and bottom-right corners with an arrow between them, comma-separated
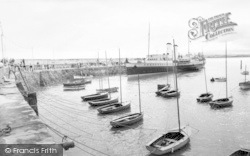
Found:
36,57 -> 250,156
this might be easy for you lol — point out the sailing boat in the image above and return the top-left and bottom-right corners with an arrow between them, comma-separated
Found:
197,53 -> 213,102
110,74 -> 143,128
161,43 -> 180,98
81,52 -> 109,101
146,39 -> 190,155
96,52 -> 118,93
97,49 -> 131,114
209,42 -> 233,108
156,51 -> 171,96
88,52 -> 119,106
239,65 -> 250,89
230,146 -> 250,156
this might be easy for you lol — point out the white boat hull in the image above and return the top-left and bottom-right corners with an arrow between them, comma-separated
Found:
97,101 -> 131,114
88,97 -> 119,106
146,126 -> 190,155
110,113 -> 143,128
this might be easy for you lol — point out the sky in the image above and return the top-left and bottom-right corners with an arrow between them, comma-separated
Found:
0,0 -> 249,59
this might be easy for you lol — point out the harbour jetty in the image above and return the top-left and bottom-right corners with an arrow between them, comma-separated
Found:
15,65 -> 126,91
0,78 -> 54,145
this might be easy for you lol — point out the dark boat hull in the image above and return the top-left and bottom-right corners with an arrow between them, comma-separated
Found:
126,63 -> 204,75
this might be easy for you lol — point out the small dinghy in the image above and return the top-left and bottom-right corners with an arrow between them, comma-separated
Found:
239,66 -> 250,90
241,71 -> 249,75
63,79 -> 91,87
81,92 -> 109,101
146,126 -> 190,155
197,92 -> 213,102
73,75 -> 93,80
161,90 -> 180,97
63,85 -> 85,91
97,101 -> 130,114
88,97 -> 118,106
155,84 -> 170,96
96,87 -> 119,93
230,146 -> 250,156
210,77 -> 226,82
239,81 -> 250,90
209,97 -> 233,108
110,113 -> 143,128
157,84 -> 170,90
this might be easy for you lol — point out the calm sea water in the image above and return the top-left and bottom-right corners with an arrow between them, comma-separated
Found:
37,57 -> 250,156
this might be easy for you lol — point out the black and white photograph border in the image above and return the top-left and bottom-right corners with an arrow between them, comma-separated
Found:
0,0 -> 250,156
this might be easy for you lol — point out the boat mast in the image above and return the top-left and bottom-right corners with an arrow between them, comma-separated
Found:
119,49 -> 122,103
225,42 -> 228,98
166,43 -> 170,84
147,23 -> 150,57
138,74 -> 142,113
0,22 -> 4,61
105,51 -> 111,97
202,51 -> 208,93
173,39 -> 181,132
245,65 -> 247,82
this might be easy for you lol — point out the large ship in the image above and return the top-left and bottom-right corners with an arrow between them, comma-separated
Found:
126,53 -> 205,76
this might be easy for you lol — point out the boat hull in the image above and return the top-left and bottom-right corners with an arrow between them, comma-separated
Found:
63,85 -> 85,91
210,77 -> 226,82
239,81 -> 250,89
161,90 -> 180,97
88,98 -> 119,106
63,80 -> 91,86
209,97 -> 233,108
97,102 -> 131,114
96,87 -> 119,93
110,113 -> 143,128
82,92 -> 109,101
126,62 -> 204,76
146,126 -> 190,155
197,93 -> 213,102
155,84 -> 171,96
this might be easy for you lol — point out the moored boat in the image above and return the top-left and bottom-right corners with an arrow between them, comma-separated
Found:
155,84 -> 170,96
230,146 -> 250,156
146,39 -> 190,155
88,97 -> 118,106
239,81 -> 250,90
239,65 -> 250,90
63,85 -> 85,91
210,77 -> 226,82
146,126 -> 190,155
96,87 -> 119,93
110,113 -> 143,128
197,93 -> 213,102
111,74 -> 143,128
73,75 -> 93,80
209,97 -> 233,108
210,43 -> 233,108
63,79 -> 91,87
97,101 -> 131,114
81,92 -> 109,101
241,71 -> 249,75
161,89 -> 180,97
